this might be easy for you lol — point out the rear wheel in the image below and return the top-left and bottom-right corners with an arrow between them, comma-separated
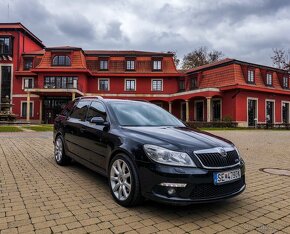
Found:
109,154 -> 143,206
54,136 -> 70,165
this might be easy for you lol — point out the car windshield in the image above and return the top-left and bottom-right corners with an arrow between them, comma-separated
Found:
109,101 -> 185,127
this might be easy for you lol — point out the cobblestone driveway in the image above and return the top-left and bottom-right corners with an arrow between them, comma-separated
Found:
0,131 -> 290,234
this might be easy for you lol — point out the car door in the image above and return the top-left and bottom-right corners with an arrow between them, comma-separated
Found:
64,99 -> 91,161
82,101 -> 110,169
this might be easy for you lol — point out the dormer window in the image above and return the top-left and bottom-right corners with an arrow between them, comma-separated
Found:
190,77 -> 198,89
283,76 -> 289,89
99,59 -> 108,70
247,69 -> 255,84
0,37 -> 12,55
126,60 -> 135,71
152,59 -> 162,71
266,73 -> 273,86
24,57 -> 33,70
52,55 -> 71,66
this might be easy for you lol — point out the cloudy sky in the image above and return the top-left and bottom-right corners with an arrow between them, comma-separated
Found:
1,0 -> 290,66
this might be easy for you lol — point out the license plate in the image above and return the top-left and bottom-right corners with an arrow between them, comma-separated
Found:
213,169 -> 241,185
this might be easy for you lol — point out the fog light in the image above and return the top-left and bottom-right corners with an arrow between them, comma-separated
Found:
160,183 -> 187,187
167,188 -> 176,195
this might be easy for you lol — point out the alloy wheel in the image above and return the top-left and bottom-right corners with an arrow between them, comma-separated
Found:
110,159 -> 132,201
55,137 -> 63,162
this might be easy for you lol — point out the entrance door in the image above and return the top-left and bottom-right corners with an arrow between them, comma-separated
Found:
43,97 -> 71,124
181,102 -> 186,121
266,101 -> 274,124
282,102 -> 289,123
248,99 -> 257,127
212,99 -> 221,121
195,101 -> 204,121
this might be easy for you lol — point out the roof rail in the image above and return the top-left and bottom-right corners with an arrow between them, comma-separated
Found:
77,95 -> 104,100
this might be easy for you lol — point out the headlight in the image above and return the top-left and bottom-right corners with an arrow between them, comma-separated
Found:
234,146 -> 244,162
143,144 -> 196,167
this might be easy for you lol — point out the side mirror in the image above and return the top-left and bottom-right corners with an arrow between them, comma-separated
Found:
90,117 -> 110,127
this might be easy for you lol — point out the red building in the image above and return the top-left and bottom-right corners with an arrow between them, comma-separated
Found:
1,23 -> 290,126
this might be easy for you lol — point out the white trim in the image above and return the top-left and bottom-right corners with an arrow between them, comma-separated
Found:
194,100 -> 204,121
98,78 -> 110,91
265,99 -> 275,124
124,78 -> 136,91
281,101 -> 290,124
22,77 -> 34,90
20,100 -> 34,118
151,78 -> 163,91
85,88 -> 220,98
247,97 -> 258,127
12,94 -> 39,98
212,98 -> 222,121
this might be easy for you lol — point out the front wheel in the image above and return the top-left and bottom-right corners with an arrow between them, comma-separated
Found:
109,154 -> 143,207
54,136 -> 70,165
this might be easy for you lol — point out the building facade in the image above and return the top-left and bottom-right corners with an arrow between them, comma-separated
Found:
1,23 -> 290,126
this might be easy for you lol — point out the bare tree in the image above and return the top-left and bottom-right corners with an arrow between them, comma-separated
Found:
271,48 -> 290,70
181,47 -> 224,70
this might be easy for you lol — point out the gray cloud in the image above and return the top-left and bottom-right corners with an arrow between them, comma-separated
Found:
0,0 -> 290,66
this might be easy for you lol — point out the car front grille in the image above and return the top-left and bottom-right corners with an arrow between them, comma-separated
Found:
195,150 -> 240,168
190,176 -> 245,199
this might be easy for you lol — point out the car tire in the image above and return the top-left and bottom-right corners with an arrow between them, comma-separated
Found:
109,154 -> 143,207
54,135 -> 71,166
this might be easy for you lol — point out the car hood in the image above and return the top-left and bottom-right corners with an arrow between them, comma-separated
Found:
121,126 -> 233,152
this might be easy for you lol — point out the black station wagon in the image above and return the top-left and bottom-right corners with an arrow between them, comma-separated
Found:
54,97 -> 245,206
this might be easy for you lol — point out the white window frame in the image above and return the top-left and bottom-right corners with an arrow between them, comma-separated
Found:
151,79 -> 163,91
283,76 -> 289,88
265,99 -> 275,124
0,64 -> 13,102
247,69 -> 255,83
126,60 -> 135,70
124,79 -> 136,91
99,60 -> 108,70
281,101 -> 290,124
98,78 -> 110,91
266,73 -> 273,86
22,77 -> 34,89
247,97 -> 259,126
153,60 -> 162,70
20,101 -> 34,118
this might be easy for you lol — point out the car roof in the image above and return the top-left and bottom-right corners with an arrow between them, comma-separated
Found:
76,97 -> 150,104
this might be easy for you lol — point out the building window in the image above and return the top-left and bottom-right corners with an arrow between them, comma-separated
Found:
152,79 -> 163,91
152,60 -> 162,71
266,100 -> 274,124
283,76 -> 289,89
247,69 -> 255,83
52,55 -> 71,66
24,57 -> 33,70
266,73 -> 272,86
190,78 -> 198,89
99,60 -> 108,70
126,60 -> 135,70
98,78 -> 109,91
282,102 -> 289,124
178,80 -> 185,91
44,76 -> 78,89
0,37 -> 12,55
125,79 -> 136,91
1,66 -> 12,99
212,99 -> 221,121
21,102 -> 33,118
23,78 -> 34,89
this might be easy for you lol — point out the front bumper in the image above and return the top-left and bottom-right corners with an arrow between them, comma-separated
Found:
138,162 -> 246,205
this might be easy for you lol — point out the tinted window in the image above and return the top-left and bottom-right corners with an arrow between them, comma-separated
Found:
70,100 -> 90,120
60,101 -> 74,116
109,101 -> 184,127
86,102 -> 107,122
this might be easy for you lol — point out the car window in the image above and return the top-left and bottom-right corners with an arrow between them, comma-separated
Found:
109,101 -> 184,127
70,100 -> 91,121
60,101 -> 74,116
86,101 -> 107,122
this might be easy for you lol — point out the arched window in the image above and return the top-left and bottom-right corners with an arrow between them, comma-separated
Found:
52,55 -> 71,66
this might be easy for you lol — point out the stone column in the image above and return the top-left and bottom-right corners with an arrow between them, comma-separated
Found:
206,97 -> 212,122
26,92 -> 31,122
72,92 -> 76,101
39,98 -> 43,124
168,102 -> 172,113
185,100 -> 189,122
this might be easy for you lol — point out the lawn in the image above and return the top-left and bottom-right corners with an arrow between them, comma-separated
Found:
22,125 -> 53,132
0,126 -> 23,132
